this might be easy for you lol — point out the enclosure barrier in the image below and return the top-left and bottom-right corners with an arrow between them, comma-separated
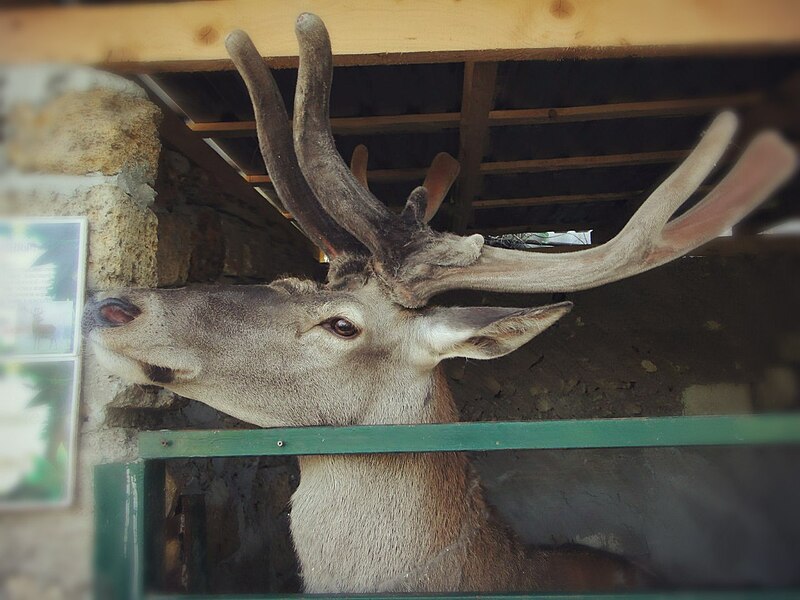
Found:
95,413 -> 800,600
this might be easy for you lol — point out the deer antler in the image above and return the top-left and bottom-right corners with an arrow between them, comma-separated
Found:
225,30 -> 364,259
350,144 -> 370,189
292,13 -> 482,291
350,146 -> 459,223
421,152 -> 460,223
401,115 -> 797,302
233,14 -> 798,307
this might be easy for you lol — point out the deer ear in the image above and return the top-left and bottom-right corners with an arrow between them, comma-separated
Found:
418,302 -> 572,362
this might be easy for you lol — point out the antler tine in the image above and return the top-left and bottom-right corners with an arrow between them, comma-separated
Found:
350,144 -> 370,190
618,111 -> 737,242
422,152 -> 460,223
293,13 -> 399,260
658,130 -> 797,256
396,114 -> 797,303
225,30 -> 364,259
349,147 -> 458,223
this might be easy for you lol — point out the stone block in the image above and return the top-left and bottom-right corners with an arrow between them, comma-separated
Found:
0,180 -> 158,289
7,88 -> 161,181
156,209 -> 195,286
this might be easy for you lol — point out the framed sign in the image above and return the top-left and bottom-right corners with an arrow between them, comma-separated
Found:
0,217 -> 88,509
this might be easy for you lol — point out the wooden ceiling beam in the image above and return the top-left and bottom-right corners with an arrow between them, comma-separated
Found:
186,92 -> 762,138
451,61 -> 499,233
246,167 -> 429,185
188,113 -> 461,137
487,92 -> 764,126
473,190 -> 638,210
2,0 -> 799,71
244,147 -> 703,185
480,149 -> 689,175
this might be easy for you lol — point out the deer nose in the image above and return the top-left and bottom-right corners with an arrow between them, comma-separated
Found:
95,298 -> 141,327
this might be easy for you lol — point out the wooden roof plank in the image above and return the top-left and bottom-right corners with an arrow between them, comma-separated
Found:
473,190 -> 637,209
488,92 -> 764,126
474,184 -> 715,210
186,91 -> 763,137
2,0 -> 799,72
245,148 -> 701,185
246,167 -> 429,185
480,149 -> 689,175
451,61 -> 499,233
188,113 -> 462,137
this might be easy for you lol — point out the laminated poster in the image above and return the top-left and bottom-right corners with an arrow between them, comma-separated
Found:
0,218 -> 87,509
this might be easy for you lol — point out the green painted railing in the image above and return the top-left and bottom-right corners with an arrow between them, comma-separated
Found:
97,413 -> 800,600
140,413 -> 800,459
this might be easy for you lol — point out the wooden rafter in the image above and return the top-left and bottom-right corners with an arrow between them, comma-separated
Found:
451,61 -> 499,233
487,93 -> 764,127
1,0 -> 799,71
245,149 -> 691,186
246,167 -> 429,186
186,93 -> 763,138
189,113 -> 461,137
480,149 -> 689,175
472,191 -> 637,210
473,184 -> 715,210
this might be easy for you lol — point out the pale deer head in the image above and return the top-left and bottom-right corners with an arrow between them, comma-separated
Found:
84,13 -> 797,431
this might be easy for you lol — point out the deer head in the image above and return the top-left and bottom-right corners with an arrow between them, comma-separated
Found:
84,13 -> 797,430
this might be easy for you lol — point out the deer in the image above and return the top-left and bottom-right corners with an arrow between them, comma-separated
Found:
31,307 -> 57,350
83,13 -> 798,594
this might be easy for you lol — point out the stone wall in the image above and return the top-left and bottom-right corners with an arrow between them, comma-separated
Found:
0,65 -> 315,599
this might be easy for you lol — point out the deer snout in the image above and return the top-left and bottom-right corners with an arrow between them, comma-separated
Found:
90,297 -> 141,328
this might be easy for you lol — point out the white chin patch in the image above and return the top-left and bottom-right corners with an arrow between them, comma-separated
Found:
90,341 -> 153,385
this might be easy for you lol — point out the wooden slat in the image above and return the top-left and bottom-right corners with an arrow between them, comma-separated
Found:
480,149 -> 689,175
246,167 -> 428,185
186,92 -> 762,138
2,0 -> 799,71
474,185 -> 715,210
488,93 -> 764,126
473,191 -> 636,210
246,149 -> 692,185
189,113 -> 461,137
452,61 -> 499,233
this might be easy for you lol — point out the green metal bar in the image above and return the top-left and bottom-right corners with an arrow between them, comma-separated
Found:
140,413 -> 800,459
94,462 -> 146,600
95,461 -> 165,600
146,591 -> 800,599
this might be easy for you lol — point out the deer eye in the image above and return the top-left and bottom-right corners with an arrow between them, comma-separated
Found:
323,317 -> 359,338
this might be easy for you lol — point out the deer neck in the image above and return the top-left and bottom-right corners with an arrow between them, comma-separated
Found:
290,367 -> 526,592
